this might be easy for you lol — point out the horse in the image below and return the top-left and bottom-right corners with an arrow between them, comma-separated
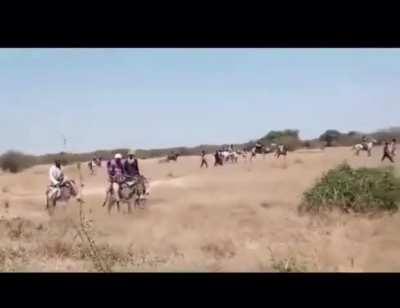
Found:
214,152 -> 224,166
45,179 -> 82,216
249,145 -> 270,161
167,153 -> 180,162
102,175 -> 149,214
219,151 -> 239,164
352,139 -> 377,157
275,145 -> 288,159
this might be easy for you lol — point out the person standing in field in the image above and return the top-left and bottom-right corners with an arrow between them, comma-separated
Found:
200,150 -> 208,168
390,138 -> 397,157
381,141 -> 394,163
214,150 -> 222,167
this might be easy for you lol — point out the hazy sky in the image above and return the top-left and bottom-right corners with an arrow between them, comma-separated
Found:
1,48 -> 400,154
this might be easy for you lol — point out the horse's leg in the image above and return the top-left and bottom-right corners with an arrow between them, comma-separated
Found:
137,189 -> 145,209
117,198 -> 121,212
48,197 -> 56,216
45,192 -> 49,210
127,200 -> 131,214
46,194 -> 54,216
107,199 -> 113,215
102,191 -> 110,207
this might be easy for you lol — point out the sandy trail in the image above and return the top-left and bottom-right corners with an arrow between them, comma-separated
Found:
0,146 -> 399,272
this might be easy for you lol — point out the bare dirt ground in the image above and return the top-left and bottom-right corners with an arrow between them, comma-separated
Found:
0,146 -> 399,272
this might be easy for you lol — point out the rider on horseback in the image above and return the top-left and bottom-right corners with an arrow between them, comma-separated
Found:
123,150 -> 142,186
106,153 -> 125,205
48,159 -> 79,201
48,159 -> 65,200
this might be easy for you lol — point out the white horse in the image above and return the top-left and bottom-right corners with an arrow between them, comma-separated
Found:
352,139 -> 377,157
219,151 -> 238,163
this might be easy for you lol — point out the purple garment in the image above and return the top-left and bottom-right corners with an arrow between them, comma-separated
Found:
107,159 -> 124,177
123,159 -> 140,177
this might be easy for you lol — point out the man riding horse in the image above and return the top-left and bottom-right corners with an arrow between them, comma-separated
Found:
106,153 -> 125,206
46,159 -> 81,211
123,150 -> 145,188
104,150 -> 148,213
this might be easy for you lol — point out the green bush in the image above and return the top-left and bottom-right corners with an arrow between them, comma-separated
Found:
300,162 -> 400,213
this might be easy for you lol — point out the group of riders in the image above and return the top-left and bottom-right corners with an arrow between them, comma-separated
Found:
47,150 -> 147,208
212,144 -> 242,167
207,142 -> 287,168
46,136 -> 398,210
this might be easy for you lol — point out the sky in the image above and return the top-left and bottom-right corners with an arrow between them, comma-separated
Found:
1,48 -> 400,155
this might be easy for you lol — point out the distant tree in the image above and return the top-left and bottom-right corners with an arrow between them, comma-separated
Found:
258,129 -> 300,145
319,130 -> 342,147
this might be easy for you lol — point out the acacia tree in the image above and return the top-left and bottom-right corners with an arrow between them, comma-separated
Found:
319,130 -> 341,147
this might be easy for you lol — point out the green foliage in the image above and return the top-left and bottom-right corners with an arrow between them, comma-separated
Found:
261,129 -> 299,142
319,130 -> 342,147
300,163 -> 400,214
257,129 -> 302,151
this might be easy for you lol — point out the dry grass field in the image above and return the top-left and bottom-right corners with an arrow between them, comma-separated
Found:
0,146 -> 399,272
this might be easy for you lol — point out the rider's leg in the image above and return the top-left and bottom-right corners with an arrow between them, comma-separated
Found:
48,186 -> 60,199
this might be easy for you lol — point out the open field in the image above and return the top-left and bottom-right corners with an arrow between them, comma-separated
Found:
0,146 -> 399,272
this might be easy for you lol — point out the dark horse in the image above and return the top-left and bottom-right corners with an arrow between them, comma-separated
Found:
275,145 -> 288,159
166,153 -> 180,162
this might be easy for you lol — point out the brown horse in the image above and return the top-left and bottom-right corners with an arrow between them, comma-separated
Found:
166,153 -> 180,162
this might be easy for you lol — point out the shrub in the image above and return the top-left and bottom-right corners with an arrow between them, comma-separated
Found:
0,151 -> 37,173
300,162 -> 400,214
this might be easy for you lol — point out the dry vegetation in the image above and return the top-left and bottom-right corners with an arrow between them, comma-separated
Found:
0,145 -> 400,272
